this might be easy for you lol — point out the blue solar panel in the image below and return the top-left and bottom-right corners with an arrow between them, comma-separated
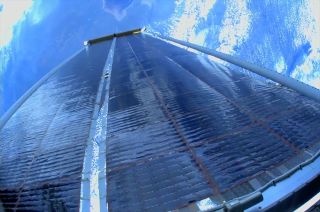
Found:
0,32 -> 319,211
0,40 -> 111,211
105,34 -> 320,210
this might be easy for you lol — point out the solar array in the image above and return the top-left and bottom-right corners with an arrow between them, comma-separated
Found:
0,32 -> 319,211
0,41 -> 111,211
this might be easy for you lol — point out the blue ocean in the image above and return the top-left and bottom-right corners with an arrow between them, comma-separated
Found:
0,0 -> 319,116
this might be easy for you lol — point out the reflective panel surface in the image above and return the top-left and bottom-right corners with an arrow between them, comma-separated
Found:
1,33 -> 320,212
0,41 -> 111,211
105,34 -> 320,211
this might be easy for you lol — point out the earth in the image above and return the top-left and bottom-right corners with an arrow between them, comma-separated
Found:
0,0 -> 319,116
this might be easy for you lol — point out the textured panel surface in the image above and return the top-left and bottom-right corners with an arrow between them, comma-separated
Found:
0,41 -> 111,211
106,38 -> 213,212
106,34 -> 320,211
1,33 -> 320,212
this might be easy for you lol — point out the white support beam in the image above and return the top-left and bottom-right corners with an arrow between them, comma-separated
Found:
80,38 -> 116,212
146,32 -> 320,103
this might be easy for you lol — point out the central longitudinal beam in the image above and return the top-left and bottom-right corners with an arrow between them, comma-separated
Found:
80,38 -> 116,212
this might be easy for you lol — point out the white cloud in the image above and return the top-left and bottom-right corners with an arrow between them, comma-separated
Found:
167,0 -> 217,46
291,0 -> 320,88
275,56 -> 287,74
309,77 -> 320,89
152,0 -> 251,55
141,0 -> 154,8
103,6 -> 128,21
0,0 -> 34,47
217,0 -> 252,54
102,0 -> 135,21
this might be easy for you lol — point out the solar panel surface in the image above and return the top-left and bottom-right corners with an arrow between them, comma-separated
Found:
0,32 -> 319,211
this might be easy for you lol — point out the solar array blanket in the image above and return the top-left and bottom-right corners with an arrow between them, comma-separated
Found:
0,41 -> 111,211
0,33 -> 319,211
106,34 -> 320,211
